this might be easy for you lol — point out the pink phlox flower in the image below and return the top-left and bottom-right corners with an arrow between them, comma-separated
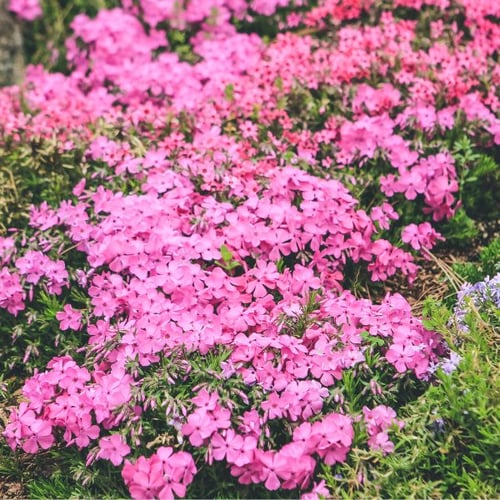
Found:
278,442 -> 316,490
123,449 -> 196,499
0,267 -> 25,315
191,388 -> 219,410
368,430 -> 395,454
239,409 -> 262,438
15,251 -> 49,285
385,342 -> 418,373
29,202 -> 59,230
283,380 -> 328,420
157,451 -> 195,499
69,413 -> 100,448
21,374 -> 56,413
310,413 -> 353,464
160,449 -> 197,490
92,371 -> 132,418
56,304 -> 83,331
317,413 -> 354,448
123,457 -> 165,499
135,325 -> 167,355
210,429 -> 257,466
261,391 -> 287,420
246,260 -> 280,297
402,222 -> 444,251
309,341 -> 343,386
181,408 -> 218,446
58,365 -> 90,392
363,405 -> 404,454
209,404 -> 232,430
4,403 -> 55,453
0,236 -> 16,265
301,479 -> 331,500
254,449 -> 289,491
97,434 -> 131,465
8,0 -> 42,22
290,265 -> 321,295
44,259 -> 69,295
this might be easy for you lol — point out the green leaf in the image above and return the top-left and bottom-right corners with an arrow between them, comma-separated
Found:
224,84 -> 234,102
220,244 -> 233,263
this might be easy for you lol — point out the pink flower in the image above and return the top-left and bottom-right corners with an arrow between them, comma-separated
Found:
255,449 -> 288,491
157,449 -> 197,498
4,403 -> 55,453
8,0 -> 42,20
363,405 -> 404,454
402,222 -> 444,251
128,460 -> 164,499
385,343 -> 417,373
210,429 -> 256,466
0,267 -> 25,315
15,251 -> 48,284
278,442 -> 316,490
122,450 -> 196,499
181,409 -> 217,446
261,391 -> 286,420
56,304 -> 83,331
22,418 -> 54,453
301,480 -> 331,500
97,434 -> 131,465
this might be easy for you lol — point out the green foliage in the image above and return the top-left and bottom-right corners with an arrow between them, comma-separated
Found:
0,139 -> 84,230
323,298 -> 500,499
452,237 -> 500,284
216,244 -> 242,272
0,441 -> 128,500
163,29 -> 200,64
452,135 -> 500,222
439,207 -> 479,247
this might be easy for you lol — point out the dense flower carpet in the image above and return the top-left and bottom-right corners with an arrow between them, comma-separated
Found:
1,0 -> 499,497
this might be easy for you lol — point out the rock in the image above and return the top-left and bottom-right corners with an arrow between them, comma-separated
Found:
0,0 -> 24,86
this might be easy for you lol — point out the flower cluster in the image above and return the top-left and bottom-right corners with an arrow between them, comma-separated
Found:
8,0 -> 42,21
122,447 -> 197,499
363,405 -> 404,454
452,274 -> 500,333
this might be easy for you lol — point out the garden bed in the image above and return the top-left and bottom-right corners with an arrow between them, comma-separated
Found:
0,0 -> 498,498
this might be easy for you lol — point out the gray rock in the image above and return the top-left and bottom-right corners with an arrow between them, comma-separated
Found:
0,0 -> 24,87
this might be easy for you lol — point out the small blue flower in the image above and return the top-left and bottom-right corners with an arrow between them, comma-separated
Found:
450,273 -> 500,332
430,417 -> 446,434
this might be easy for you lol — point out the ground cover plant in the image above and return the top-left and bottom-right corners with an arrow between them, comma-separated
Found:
0,0 -> 499,497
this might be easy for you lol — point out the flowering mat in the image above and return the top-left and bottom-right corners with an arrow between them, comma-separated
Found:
1,0 -> 499,498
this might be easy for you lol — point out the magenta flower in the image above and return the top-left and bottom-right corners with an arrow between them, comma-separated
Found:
22,418 -> 55,453
385,343 -> 417,373
8,0 -> 42,20
4,403 -> 55,454
211,429 -> 257,466
0,267 -> 25,316
97,434 -> 131,465
255,449 -> 289,491
56,304 -> 83,331
122,449 -> 196,499
128,462 -> 164,499
261,391 -> 286,420
4,0 -> 489,491
181,409 -> 217,446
